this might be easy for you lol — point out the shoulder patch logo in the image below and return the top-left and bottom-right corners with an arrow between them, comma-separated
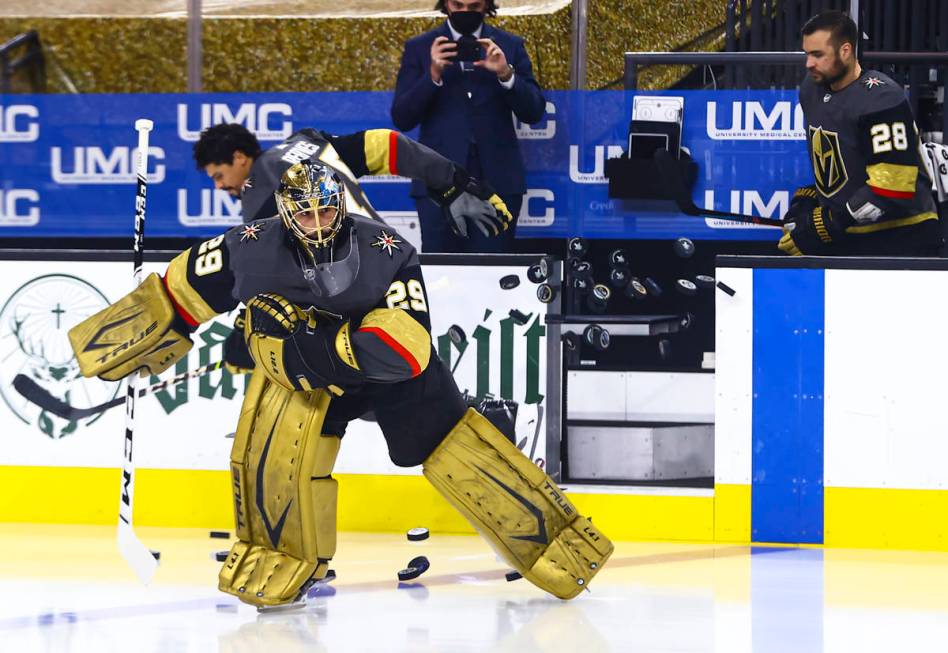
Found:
371,230 -> 402,257
809,125 -> 849,197
239,223 -> 264,242
864,76 -> 884,89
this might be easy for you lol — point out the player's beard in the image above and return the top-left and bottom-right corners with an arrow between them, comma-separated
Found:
813,55 -> 850,88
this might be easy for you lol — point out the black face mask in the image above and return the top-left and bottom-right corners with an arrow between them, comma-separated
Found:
449,10 -> 483,36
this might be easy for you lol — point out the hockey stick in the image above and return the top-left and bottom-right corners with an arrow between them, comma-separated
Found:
13,361 -> 225,422
654,148 -> 784,227
117,118 -> 159,585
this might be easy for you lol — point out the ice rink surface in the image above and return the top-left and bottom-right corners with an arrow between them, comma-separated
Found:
2,524 -> 948,653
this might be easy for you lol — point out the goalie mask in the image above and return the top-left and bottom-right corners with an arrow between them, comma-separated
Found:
277,161 -> 347,250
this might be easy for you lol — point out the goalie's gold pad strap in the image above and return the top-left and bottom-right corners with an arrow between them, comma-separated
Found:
219,372 -> 340,607
423,409 -> 613,599
68,273 -> 193,381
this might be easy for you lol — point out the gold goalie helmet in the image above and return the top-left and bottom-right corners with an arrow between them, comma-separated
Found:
276,161 -> 347,249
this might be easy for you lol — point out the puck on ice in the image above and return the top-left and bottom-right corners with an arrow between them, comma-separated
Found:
407,527 -> 430,541
505,570 -> 523,582
213,550 -> 229,562
644,277 -> 663,297
150,550 -> 161,561
209,530 -> 230,539
397,555 -> 430,581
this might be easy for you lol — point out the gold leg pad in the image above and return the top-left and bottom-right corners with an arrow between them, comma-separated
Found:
423,408 -> 614,599
218,541 -> 330,607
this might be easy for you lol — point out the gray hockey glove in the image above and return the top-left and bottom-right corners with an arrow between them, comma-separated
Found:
430,168 -> 513,238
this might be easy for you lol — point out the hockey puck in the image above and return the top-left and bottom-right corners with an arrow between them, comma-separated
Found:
608,248 -> 629,268
505,570 -> 523,582
536,283 -> 557,304
624,277 -> 648,300
499,274 -> 520,290
571,275 -> 591,293
644,277 -> 663,297
676,279 -> 698,296
209,530 -> 230,539
448,324 -> 467,346
407,527 -> 430,542
213,550 -> 229,562
583,324 -> 610,351
673,237 -> 695,258
716,280 -> 737,296
508,309 -> 530,325
397,555 -> 430,581
527,263 -> 547,284
608,266 -> 630,289
586,284 -> 611,314
695,274 -> 715,289
572,260 -> 593,277
567,236 -> 588,257
562,331 -> 579,351
150,550 -> 161,561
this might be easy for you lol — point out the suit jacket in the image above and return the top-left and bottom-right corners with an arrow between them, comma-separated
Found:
391,21 -> 546,198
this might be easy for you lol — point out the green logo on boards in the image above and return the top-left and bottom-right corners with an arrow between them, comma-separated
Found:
0,274 -> 117,438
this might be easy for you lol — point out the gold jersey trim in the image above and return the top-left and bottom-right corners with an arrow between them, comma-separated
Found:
866,162 -> 919,193
846,211 -> 938,234
165,249 -> 219,324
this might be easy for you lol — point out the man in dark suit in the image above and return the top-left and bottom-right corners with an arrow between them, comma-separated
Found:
391,0 -> 546,253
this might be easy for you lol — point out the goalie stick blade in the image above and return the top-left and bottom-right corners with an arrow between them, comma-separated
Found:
118,520 -> 159,585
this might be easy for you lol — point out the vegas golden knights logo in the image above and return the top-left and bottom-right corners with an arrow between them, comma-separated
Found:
809,126 -> 848,197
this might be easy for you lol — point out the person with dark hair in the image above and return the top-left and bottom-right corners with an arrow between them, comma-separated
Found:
391,0 -> 545,253
779,10 -> 941,256
191,122 -> 512,237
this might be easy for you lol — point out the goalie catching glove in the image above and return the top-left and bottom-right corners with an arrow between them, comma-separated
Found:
243,293 -> 364,395
68,273 -> 193,381
430,167 -> 513,238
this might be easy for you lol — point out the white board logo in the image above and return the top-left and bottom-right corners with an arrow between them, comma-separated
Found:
177,103 -> 293,142
178,189 -> 243,226
569,145 -> 625,184
0,275 -> 119,438
702,189 -> 787,228
515,101 -> 557,139
0,104 -> 39,142
517,189 -> 555,227
706,101 -> 805,140
51,146 -> 166,184
0,189 -> 40,226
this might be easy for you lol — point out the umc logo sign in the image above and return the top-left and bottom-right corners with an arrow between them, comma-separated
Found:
177,189 -> 243,226
707,101 -> 805,140
0,189 -> 40,226
0,105 -> 39,142
51,147 -> 166,184
177,103 -> 293,142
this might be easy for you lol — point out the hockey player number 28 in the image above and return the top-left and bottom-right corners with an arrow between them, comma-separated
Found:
195,235 -> 225,277
386,280 -> 428,312
871,122 -> 908,154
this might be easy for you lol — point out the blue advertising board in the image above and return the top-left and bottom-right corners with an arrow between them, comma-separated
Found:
0,90 -> 810,241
